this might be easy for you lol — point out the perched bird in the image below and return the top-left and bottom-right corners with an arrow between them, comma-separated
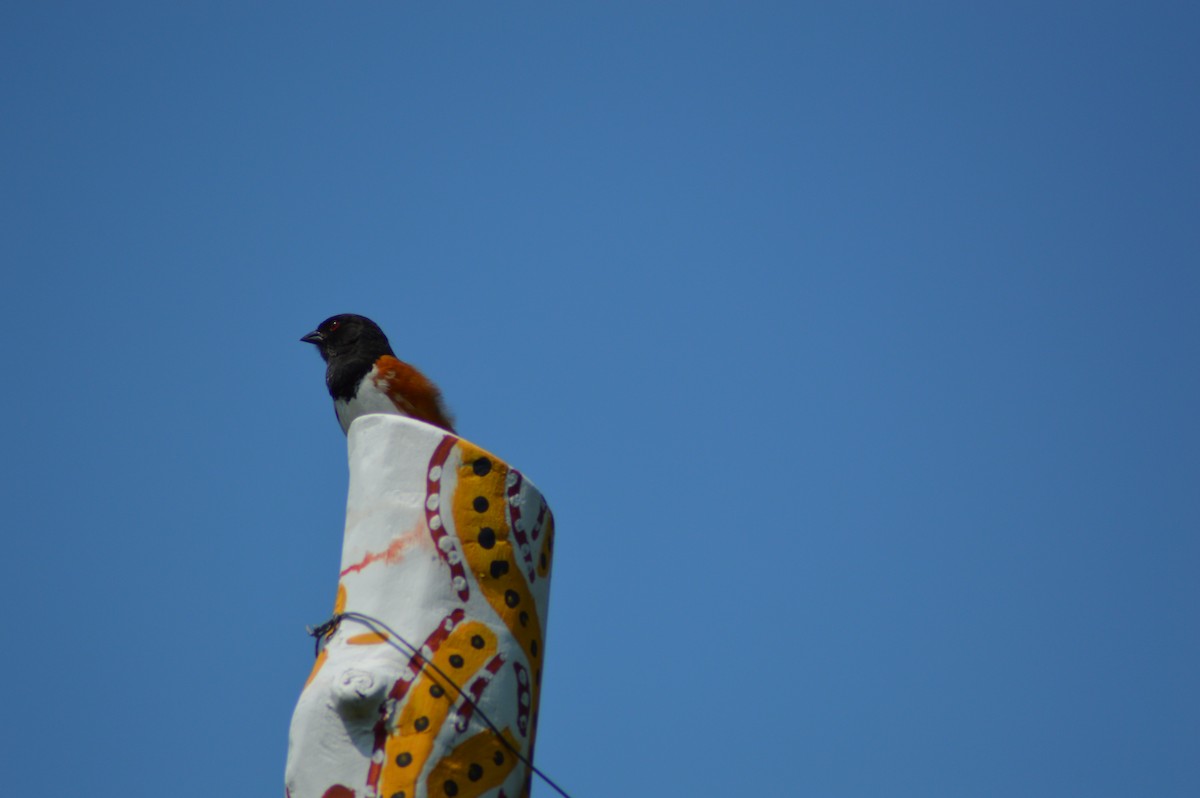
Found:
301,314 -> 456,434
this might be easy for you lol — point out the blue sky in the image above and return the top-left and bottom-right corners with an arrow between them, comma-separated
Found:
3,3 -> 1198,796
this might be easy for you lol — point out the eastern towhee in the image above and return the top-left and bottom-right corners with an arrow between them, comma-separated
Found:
301,314 -> 456,434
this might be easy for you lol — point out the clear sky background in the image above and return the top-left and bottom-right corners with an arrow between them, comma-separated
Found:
3,4 -> 1198,796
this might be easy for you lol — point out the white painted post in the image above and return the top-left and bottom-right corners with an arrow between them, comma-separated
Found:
286,414 -> 555,798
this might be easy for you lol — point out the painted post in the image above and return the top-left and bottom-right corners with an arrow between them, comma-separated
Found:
286,414 -> 555,798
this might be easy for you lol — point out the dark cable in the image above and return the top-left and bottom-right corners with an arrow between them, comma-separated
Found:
306,616 -> 343,657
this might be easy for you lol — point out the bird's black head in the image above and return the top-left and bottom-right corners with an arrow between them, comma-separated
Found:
301,314 -> 393,363
301,314 -> 395,399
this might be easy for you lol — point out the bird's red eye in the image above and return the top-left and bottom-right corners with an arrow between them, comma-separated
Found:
328,320 -> 341,332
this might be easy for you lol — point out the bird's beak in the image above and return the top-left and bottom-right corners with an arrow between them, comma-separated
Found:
300,330 -> 324,345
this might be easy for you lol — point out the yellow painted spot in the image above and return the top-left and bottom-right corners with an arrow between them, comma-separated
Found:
378,621 -> 499,798
334,582 -> 348,614
347,631 -> 389,646
428,728 -> 520,798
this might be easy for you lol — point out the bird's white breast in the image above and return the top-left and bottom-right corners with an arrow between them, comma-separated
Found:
334,367 -> 408,434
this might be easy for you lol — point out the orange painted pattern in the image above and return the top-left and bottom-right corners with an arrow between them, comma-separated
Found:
428,728 -> 520,798
303,649 -> 328,689
346,631 -> 388,646
452,442 -> 546,677
378,621 -> 499,798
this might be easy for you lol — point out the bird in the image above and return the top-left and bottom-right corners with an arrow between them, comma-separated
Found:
301,314 -> 456,434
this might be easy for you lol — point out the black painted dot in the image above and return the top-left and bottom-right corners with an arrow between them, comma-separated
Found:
390,792 -> 406,798
430,684 -> 444,698
477,528 -> 495,549
444,780 -> 459,797
470,634 -> 485,649
396,752 -> 412,767
449,654 -> 464,668
493,751 -> 505,766
468,763 -> 484,781
530,639 -> 539,658
518,610 -> 529,627
473,496 -> 489,513
504,589 -> 520,608
490,559 -> 509,579
539,553 -> 547,570
415,716 -> 430,732
535,668 -> 542,685
473,457 -> 492,476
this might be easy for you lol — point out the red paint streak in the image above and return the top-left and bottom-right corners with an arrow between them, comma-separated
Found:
340,530 -> 421,577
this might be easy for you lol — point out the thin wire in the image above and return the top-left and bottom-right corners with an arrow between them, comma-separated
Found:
309,611 -> 573,798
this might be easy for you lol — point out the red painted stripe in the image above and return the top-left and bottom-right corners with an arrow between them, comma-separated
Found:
425,435 -> 470,602
506,470 -> 539,584
452,652 -> 506,733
